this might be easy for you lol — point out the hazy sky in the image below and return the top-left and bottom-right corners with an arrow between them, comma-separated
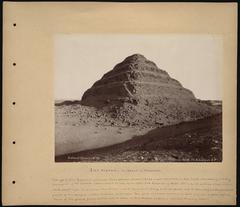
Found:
54,34 -> 222,100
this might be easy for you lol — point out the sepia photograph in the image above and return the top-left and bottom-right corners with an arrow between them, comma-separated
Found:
54,34 -> 222,162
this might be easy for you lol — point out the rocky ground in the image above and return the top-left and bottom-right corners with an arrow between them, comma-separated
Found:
55,99 -> 220,128
55,104 -> 222,162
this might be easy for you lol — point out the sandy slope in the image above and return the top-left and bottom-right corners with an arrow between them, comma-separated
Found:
56,114 -> 222,162
55,103 -> 152,155
55,124 -> 150,156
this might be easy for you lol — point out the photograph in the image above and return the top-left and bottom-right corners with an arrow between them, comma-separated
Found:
54,34 -> 222,162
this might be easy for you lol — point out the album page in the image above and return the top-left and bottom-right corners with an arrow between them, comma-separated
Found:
2,2 -> 237,205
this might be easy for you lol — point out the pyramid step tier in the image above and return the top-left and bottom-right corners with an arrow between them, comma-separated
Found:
94,70 -> 182,88
81,81 -> 195,107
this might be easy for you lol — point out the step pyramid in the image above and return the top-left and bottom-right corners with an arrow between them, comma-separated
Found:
82,54 -> 195,106
81,54 -> 220,126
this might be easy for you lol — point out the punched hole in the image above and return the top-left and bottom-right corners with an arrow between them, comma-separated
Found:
12,141 -> 16,144
13,23 -> 16,27
12,102 -> 16,105
13,63 -> 16,66
12,180 -> 16,184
